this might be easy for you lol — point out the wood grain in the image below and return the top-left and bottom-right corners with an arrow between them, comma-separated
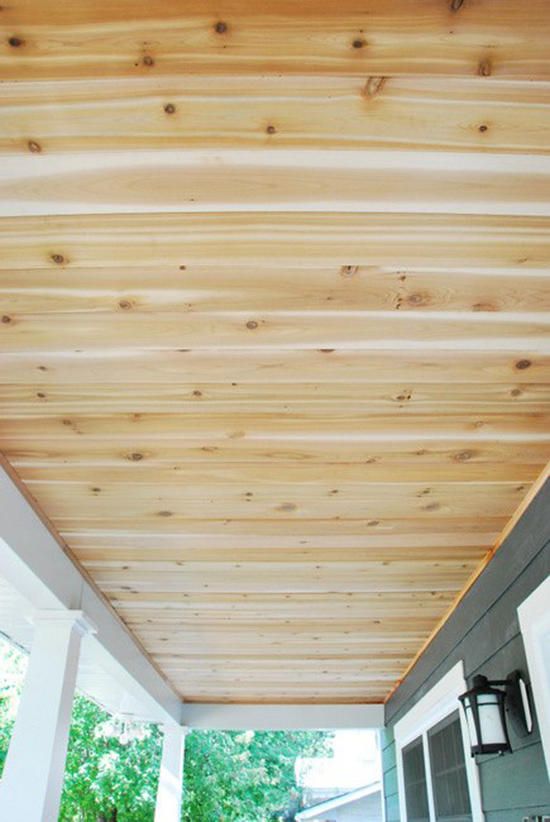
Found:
1,0 -> 549,704
0,78 -> 549,154
0,213 -> 549,270
1,0 -> 549,80
1,267 -> 548,315
2,151 -> 550,217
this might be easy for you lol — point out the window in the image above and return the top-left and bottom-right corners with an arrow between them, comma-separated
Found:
428,712 -> 472,822
402,737 -> 430,821
394,662 -> 484,822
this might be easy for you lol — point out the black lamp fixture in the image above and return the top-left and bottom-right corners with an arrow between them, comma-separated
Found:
459,670 -> 534,757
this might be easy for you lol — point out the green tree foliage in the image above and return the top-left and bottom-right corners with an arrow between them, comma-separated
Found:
0,640 -> 27,776
0,639 -> 331,821
59,695 -> 163,821
183,728 -> 329,822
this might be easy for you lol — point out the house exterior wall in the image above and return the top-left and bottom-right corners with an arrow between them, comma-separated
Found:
302,791 -> 382,821
382,479 -> 550,822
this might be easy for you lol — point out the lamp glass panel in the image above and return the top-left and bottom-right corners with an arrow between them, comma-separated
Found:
462,696 -> 479,748
477,693 -> 507,745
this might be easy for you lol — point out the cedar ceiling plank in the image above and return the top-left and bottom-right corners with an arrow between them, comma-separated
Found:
1,0 -> 550,79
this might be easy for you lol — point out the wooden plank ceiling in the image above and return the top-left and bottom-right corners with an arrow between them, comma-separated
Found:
0,0 -> 549,704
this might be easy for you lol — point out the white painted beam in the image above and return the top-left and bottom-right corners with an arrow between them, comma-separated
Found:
0,459 -> 182,725
181,703 -> 384,730
0,611 -> 92,822
155,726 -> 187,822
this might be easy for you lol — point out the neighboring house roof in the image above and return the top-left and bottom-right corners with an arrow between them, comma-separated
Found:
295,782 -> 382,820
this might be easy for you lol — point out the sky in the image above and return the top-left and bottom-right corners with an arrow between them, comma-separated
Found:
296,729 -> 381,791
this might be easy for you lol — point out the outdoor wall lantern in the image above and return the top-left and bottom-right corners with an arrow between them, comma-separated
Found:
458,670 -> 533,757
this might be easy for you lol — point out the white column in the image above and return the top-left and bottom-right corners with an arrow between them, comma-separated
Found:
155,725 -> 188,822
0,610 -> 94,822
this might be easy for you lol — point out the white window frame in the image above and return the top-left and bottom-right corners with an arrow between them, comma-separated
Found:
394,661 -> 484,822
518,574 -> 550,780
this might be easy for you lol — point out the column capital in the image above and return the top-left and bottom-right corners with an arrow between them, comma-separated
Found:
32,609 -> 97,636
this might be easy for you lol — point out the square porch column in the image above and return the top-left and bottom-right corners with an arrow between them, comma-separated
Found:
0,610 -> 95,822
155,725 -> 188,822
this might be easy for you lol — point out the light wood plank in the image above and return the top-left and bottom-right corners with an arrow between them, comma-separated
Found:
1,267 -> 548,315
1,0 -> 549,79
72,546 -> 487,564
1,77 -> 549,154
15,459 -> 546,492
2,412 -> 547,439
2,151 -> 550,217
82,559 -> 484,595
110,592 -> 456,620
1,213 -> 549,270
2,383 -> 549,417
1,351 -> 548,384
57,516 -> 509,538
1,312 -> 548,353
110,589 -> 455,606
11,448 -> 550,487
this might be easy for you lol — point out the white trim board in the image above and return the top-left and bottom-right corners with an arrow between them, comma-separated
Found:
518,575 -> 550,780
181,703 -> 384,730
394,661 -> 484,822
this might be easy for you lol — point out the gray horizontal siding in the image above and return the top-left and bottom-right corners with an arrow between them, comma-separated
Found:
382,479 -> 550,819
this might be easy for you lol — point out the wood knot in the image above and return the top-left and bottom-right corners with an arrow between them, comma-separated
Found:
472,302 -> 496,312
157,510 -> 173,517
128,452 -> 143,461
214,20 -> 228,34
319,348 -> 335,354
478,124 -> 488,133
478,59 -> 492,77
246,320 -> 258,330
8,35 -> 24,47
50,253 -> 65,265
363,76 -> 385,98
142,55 -> 154,67
423,502 -> 440,511
450,0 -> 464,10
118,299 -> 132,310
407,292 -> 429,306
340,265 -> 358,277
510,388 -> 522,397
36,391 -> 46,399
277,502 -> 297,512
266,124 -> 277,135
454,450 -> 474,462
193,389 -> 202,397
28,140 -> 41,153
352,38 -> 366,49
1,314 -> 11,324
515,359 -> 531,370
163,103 -> 176,114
